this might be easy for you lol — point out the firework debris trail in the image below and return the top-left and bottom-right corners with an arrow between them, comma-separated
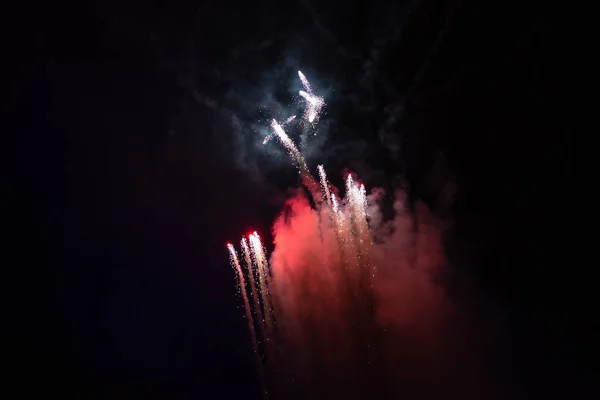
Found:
248,231 -> 279,395
270,118 -> 322,201
241,237 -> 266,342
228,175 -> 373,395
224,69 -> 477,399
228,244 -> 267,395
270,119 -> 307,173
249,232 -> 274,340
298,70 -> 324,124
263,115 -> 296,145
226,69 -> 377,395
317,164 -> 333,208
228,244 -> 258,355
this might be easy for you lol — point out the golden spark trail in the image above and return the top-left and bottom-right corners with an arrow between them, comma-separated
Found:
242,237 -> 266,338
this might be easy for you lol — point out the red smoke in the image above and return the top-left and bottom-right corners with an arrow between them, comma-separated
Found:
267,187 -> 496,399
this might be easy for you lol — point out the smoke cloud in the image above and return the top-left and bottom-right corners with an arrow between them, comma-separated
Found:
267,186 -> 496,399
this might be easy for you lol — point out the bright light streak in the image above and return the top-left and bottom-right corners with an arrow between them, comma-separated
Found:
270,119 -> 308,172
298,70 -> 324,124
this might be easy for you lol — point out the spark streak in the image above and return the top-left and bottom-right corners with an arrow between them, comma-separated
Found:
228,244 -> 260,357
317,164 -> 333,208
298,70 -> 324,124
231,69 -> 376,396
298,70 -> 312,92
242,237 -> 266,337
225,66 -> 459,400
249,232 -> 274,342
264,115 -> 297,144
227,165 -> 378,398
270,119 -> 308,172
331,192 -> 339,215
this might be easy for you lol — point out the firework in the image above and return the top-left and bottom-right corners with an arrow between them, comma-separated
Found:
228,164 -> 373,342
331,192 -> 340,217
263,115 -> 296,144
228,243 -> 269,397
249,232 -> 274,343
298,70 -> 324,124
298,70 -> 312,92
317,164 -> 333,208
346,174 -> 368,231
227,243 -> 260,358
270,119 -> 308,173
241,237 -> 266,337
225,67 -> 464,400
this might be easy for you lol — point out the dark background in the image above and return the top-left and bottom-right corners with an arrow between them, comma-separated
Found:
6,0 -> 582,398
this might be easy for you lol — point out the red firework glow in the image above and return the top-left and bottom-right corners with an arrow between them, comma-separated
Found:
225,70 -> 494,400
227,170 -> 491,399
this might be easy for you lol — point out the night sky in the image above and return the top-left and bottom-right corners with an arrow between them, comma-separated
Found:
6,0 -> 583,399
